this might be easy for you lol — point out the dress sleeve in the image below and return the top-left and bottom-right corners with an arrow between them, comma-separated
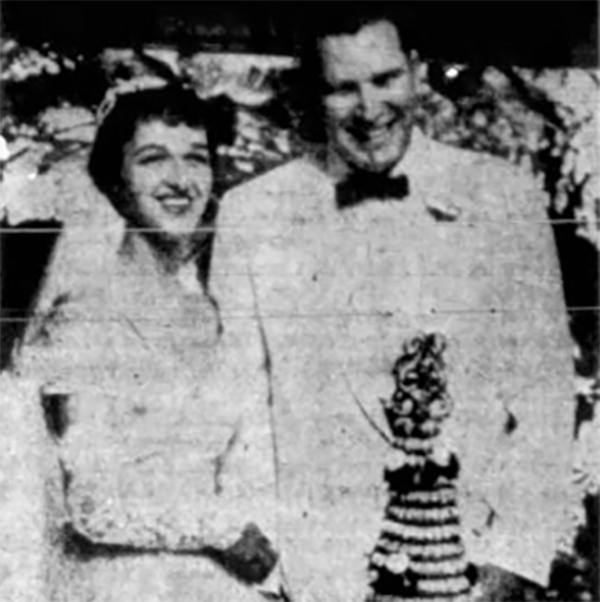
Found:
13,303 -> 256,554
57,357 -> 261,552
62,424 -> 250,552
60,375 -> 274,555
0,371 -> 58,601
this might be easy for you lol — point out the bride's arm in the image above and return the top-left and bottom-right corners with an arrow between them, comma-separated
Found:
0,371 -> 62,600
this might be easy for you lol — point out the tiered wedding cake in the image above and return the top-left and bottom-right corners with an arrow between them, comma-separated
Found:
368,333 -> 477,602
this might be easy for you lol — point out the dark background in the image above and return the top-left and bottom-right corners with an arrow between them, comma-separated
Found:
2,1 -> 598,66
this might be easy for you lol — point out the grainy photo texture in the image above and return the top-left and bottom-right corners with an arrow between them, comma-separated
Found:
0,3 -> 598,601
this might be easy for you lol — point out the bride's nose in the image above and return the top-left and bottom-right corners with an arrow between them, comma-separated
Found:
163,158 -> 188,186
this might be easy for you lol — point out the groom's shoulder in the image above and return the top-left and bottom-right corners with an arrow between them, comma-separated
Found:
220,158 -> 329,219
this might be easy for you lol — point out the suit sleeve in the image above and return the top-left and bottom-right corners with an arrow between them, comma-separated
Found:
210,215 -> 280,549
466,168 -> 575,586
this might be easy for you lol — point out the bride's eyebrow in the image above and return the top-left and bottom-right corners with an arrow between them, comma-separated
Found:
189,142 -> 209,152
129,141 -> 209,158
130,144 -> 166,157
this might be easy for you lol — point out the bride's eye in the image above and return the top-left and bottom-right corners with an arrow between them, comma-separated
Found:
185,152 -> 209,166
136,153 -> 166,166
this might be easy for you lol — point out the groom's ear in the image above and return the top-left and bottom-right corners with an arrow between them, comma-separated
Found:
408,50 -> 427,94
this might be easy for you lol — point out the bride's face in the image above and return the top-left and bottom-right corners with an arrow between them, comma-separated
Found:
121,119 -> 214,244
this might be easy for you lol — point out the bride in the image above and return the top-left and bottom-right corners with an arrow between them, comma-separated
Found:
4,84 -> 281,602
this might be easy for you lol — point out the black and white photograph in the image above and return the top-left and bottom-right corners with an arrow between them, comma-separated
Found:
0,2 -> 598,601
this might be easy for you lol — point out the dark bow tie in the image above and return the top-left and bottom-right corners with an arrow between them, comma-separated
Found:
336,172 -> 410,209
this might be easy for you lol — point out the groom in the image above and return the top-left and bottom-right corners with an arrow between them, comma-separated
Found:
212,6 -> 574,601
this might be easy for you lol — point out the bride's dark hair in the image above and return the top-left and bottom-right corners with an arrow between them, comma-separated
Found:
88,85 -> 234,208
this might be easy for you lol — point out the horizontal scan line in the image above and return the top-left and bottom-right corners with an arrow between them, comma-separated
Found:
0,271 -> 565,281
1,306 -> 597,324
0,291 -> 574,314
0,219 -> 594,234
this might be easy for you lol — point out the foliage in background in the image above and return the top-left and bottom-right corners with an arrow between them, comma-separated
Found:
1,41 -> 598,246
2,41 -> 598,244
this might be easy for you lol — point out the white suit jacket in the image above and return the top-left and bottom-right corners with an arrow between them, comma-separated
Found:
211,130 -> 574,602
